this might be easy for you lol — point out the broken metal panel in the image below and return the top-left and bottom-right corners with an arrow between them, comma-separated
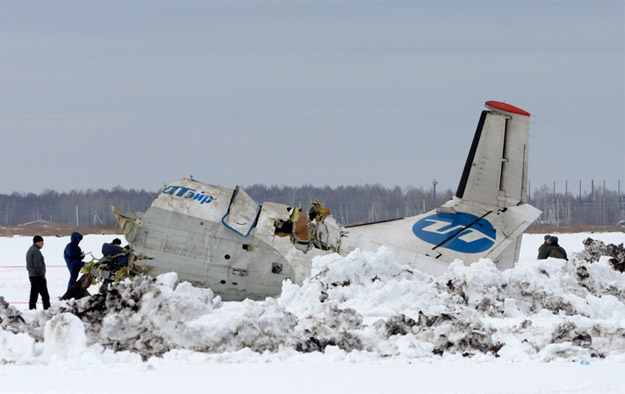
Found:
221,186 -> 261,237
255,201 -> 342,253
253,202 -> 326,285
112,206 -> 143,244
310,215 -> 342,251
256,201 -> 295,235
293,209 -> 309,241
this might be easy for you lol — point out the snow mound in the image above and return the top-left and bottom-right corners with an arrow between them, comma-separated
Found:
43,313 -> 87,362
575,237 -> 625,272
1,240 -> 625,364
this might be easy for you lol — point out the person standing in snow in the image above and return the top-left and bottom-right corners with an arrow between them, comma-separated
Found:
26,235 -> 50,310
64,231 -> 85,290
538,236 -> 568,261
537,234 -> 552,259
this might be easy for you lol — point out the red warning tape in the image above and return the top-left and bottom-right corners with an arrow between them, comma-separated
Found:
8,301 -> 45,305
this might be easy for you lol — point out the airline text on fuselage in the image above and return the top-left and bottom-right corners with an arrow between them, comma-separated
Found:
162,185 -> 215,205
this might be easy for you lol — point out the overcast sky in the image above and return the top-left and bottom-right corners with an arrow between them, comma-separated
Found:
1,1 -> 623,195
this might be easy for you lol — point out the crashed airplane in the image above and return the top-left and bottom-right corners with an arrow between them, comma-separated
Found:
113,101 -> 541,301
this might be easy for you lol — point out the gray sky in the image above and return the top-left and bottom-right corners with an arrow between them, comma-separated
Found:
1,1 -> 623,195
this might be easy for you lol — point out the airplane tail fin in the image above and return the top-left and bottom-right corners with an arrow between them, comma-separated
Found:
343,101 -> 541,273
433,101 -> 540,269
455,101 -> 531,207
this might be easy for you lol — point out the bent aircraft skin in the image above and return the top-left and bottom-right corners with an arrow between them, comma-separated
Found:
114,101 -> 541,301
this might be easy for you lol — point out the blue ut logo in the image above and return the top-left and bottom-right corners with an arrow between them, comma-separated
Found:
412,212 -> 496,253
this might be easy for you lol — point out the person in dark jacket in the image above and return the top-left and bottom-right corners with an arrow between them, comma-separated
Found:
537,234 -> 552,259
26,235 -> 50,310
538,236 -> 568,261
64,232 -> 85,290
101,238 -> 129,267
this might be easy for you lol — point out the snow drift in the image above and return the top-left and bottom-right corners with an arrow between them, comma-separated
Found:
1,237 -> 625,365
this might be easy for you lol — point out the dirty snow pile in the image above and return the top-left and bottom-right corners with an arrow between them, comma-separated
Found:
1,236 -> 625,366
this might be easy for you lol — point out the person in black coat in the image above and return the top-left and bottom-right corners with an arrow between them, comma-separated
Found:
101,238 -> 129,267
64,232 -> 85,291
537,234 -> 551,259
538,236 -> 568,261
26,235 -> 50,310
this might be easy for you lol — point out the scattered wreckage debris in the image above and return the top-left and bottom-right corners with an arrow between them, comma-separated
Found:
60,249 -> 151,301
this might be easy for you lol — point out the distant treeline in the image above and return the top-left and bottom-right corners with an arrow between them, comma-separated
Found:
0,187 -> 154,227
531,185 -> 625,226
244,184 -> 453,225
0,184 -> 623,227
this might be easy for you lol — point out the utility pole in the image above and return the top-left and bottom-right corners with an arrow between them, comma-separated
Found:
592,179 -> 595,201
579,180 -> 582,199
553,181 -> 558,224
603,180 -> 606,225
75,202 -> 79,227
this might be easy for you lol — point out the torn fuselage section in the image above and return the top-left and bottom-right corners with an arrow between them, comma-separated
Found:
268,200 -> 343,253
112,178 -> 343,300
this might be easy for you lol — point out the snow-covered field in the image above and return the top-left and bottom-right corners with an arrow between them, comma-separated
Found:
1,232 -> 624,394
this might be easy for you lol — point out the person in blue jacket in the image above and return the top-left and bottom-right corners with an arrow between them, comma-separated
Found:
64,232 -> 85,290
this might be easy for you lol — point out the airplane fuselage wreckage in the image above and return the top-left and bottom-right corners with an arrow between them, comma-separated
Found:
113,101 -> 541,301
